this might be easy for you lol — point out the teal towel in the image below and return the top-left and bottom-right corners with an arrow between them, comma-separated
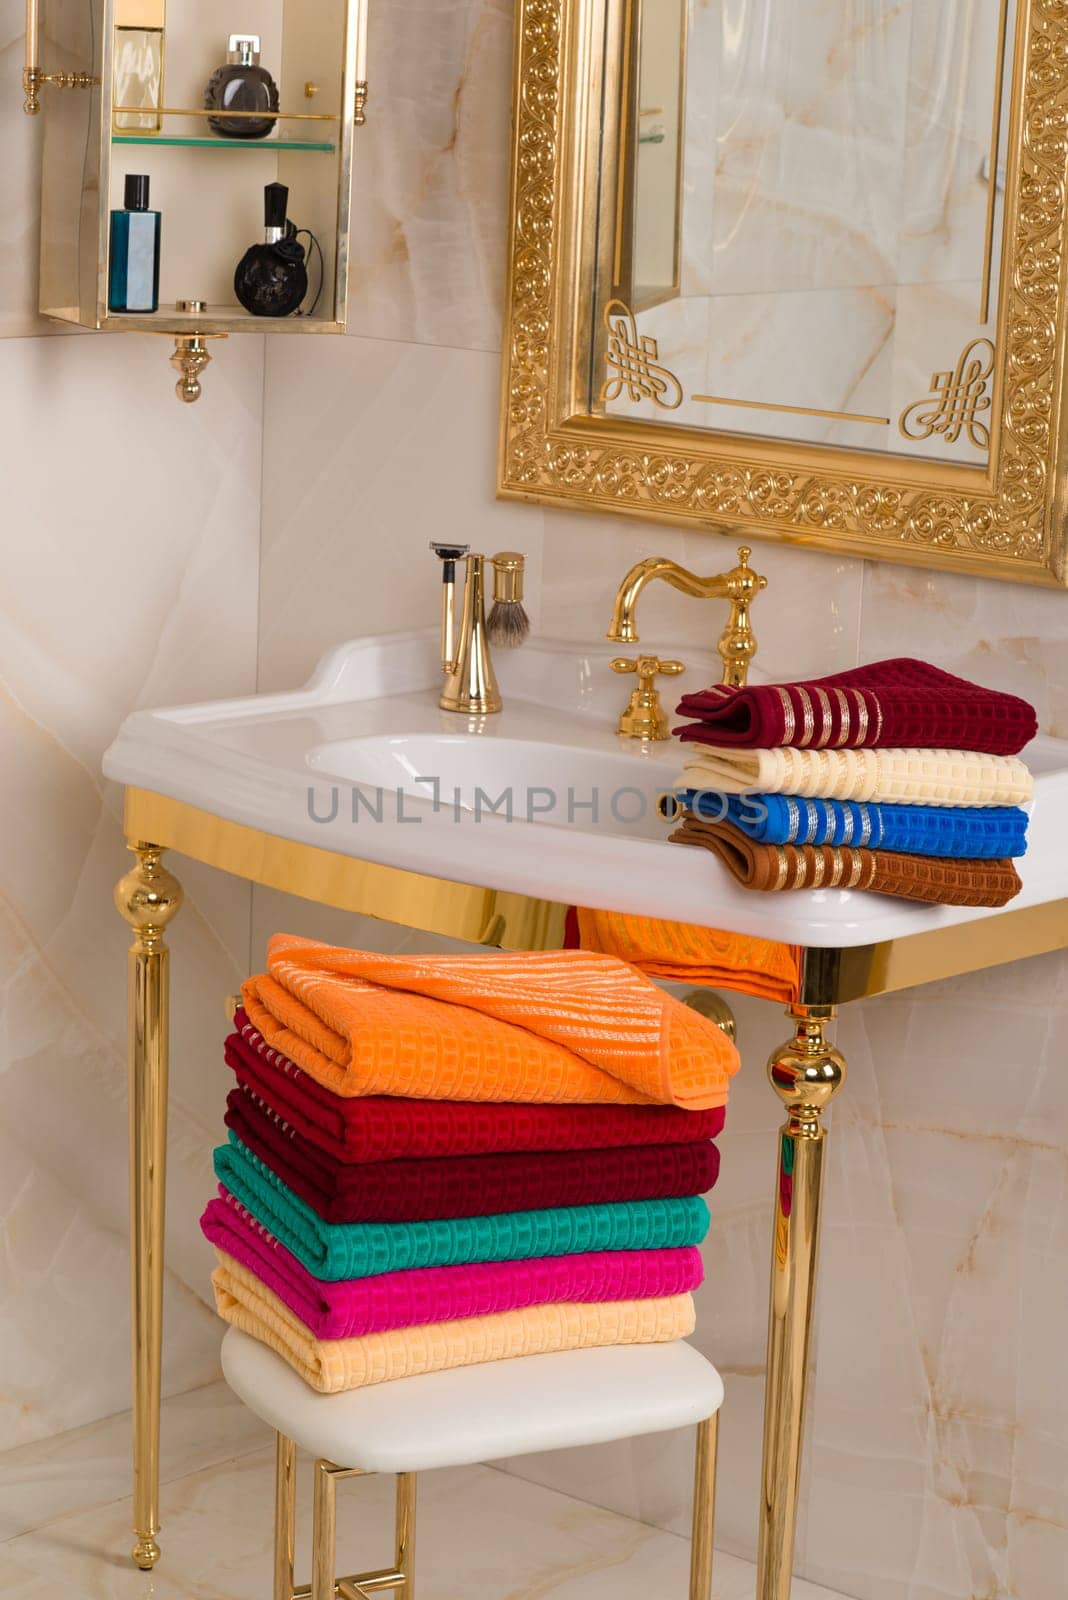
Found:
213,1137 -> 711,1282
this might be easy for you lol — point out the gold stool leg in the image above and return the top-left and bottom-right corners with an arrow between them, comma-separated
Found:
274,1434 -> 297,1600
756,1004 -> 847,1600
312,1460 -> 339,1600
689,1414 -> 719,1600
115,841 -> 183,1572
394,1473 -> 416,1599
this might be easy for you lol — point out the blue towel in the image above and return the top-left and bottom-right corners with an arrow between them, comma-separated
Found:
679,792 -> 1029,859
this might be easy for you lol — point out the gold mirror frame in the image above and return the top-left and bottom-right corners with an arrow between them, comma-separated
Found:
498,0 -> 1068,589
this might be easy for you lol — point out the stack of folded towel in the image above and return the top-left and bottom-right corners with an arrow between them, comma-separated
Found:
201,936 -> 736,1393
669,658 -> 1037,906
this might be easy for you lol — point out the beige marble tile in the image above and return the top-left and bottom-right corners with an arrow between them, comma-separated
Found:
682,0 -> 911,300
0,330 -> 264,1446
258,333 -> 546,692
856,560 -> 1068,740
0,1381 -> 268,1544
345,0 -> 513,352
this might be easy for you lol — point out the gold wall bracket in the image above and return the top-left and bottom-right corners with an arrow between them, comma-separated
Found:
610,652 -> 684,740
170,326 -> 226,404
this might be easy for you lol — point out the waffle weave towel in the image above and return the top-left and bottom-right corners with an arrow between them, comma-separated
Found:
670,815 -> 1023,906
201,1196 -> 704,1339
227,1012 -> 727,1163
680,792 -> 1030,859
570,909 -> 799,1001
225,1096 -> 720,1224
241,936 -> 739,1109
679,748 -> 1033,806
675,658 -> 1037,755
215,1140 -> 711,1280
212,1250 -> 697,1393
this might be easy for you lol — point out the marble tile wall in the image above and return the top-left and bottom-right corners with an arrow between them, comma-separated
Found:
0,328 -> 265,1447
255,4 -> 1068,1598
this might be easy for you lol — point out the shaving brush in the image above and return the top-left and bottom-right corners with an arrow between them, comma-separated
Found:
486,552 -> 530,648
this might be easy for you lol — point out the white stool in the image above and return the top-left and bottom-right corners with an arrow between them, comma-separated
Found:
222,1328 -> 724,1600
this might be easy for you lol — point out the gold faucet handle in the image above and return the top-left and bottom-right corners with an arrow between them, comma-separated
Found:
610,655 -> 685,740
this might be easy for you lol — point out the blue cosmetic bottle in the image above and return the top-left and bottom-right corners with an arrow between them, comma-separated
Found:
108,174 -> 161,313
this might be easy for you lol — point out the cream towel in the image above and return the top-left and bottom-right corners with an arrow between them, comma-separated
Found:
679,747 -> 1033,807
212,1251 -> 696,1393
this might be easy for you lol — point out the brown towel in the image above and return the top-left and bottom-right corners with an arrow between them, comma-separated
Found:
669,815 -> 1022,908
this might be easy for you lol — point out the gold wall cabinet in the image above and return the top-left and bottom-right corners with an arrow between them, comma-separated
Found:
499,0 -> 1068,588
26,0 -> 367,400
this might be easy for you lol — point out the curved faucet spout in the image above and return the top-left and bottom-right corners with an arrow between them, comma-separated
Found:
606,544 -> 767,688
607,557 -> 733,643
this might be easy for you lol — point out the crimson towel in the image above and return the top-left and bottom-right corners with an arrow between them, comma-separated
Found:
200,1194 -> 704,1339
223,1097 -> 721,1224
227,1012 -> 725,1162
675,658 -> 1037,755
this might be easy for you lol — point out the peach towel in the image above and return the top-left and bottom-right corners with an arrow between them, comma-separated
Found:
212,1250 -> 695,1393
241,935 -> 739,1110
679,747 -> 1033,806
574,909 -> 799,1003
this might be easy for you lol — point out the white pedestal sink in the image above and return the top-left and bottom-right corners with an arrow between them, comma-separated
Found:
104,629 -> 1068,948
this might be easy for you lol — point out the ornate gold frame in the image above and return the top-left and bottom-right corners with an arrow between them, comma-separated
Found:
498,0 -> 1068,588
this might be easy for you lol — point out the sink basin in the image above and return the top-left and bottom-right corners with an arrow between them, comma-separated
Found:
104,630 -> 1068,948
307,734 -> 674,841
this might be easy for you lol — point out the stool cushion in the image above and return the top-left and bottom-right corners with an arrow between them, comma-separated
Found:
221,1328 -> 723,1473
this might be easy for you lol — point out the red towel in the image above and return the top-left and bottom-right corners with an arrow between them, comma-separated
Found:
225,1088 -> 720,1224
227,1012 -> 726,1163
675,658 -> 1037,755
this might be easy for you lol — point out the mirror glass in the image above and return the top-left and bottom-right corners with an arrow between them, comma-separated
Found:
593,0 -> 1015,467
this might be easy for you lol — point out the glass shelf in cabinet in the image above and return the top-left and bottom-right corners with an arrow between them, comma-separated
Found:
112,134 -> 336,152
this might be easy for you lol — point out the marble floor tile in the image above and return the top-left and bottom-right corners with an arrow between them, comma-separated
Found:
0,1382 -> 849,1600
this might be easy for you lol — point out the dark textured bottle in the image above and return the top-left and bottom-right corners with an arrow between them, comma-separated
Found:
205,34 -> 279,139
234,183 -> 309,318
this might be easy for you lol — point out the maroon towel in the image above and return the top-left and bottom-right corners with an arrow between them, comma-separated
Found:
227,1011 -> 726,1163
674,658 -> 1037,755
225,1087 -> 721,1224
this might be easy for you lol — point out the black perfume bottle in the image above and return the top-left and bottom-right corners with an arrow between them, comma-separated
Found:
234,183 -> 309,317
205,34 -> 279,139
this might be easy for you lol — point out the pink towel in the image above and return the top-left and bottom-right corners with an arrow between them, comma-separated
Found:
200,1193 -> 704,1339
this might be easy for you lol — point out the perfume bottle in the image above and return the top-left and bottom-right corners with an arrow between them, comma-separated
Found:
234,184 -> 308,317
108,175 -> 161,313
205,35 -> 279,140
113,0 -> 165,134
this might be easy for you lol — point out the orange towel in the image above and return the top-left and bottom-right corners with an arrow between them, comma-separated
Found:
574,909 -> 800,1003
241,935 -> 739,1109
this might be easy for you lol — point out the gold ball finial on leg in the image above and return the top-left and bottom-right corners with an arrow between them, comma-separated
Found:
115,843 -> 183,942
766,1010 -> 847,1128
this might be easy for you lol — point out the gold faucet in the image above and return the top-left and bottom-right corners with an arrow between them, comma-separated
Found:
432,545 -> 529,714
606,544 -> 767,739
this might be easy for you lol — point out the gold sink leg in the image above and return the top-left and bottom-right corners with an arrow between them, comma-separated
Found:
115,842 -> 183,1570
756,1005 -> 847,1600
